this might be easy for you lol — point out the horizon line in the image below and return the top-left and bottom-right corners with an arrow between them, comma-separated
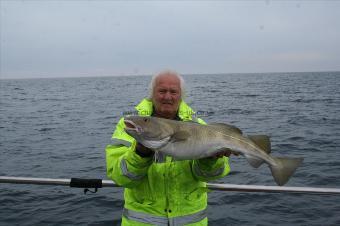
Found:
1,70 -> 339,80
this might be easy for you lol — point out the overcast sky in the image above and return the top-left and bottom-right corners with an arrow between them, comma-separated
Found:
1,0 -> 339,79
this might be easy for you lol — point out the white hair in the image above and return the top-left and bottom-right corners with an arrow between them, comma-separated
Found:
148,70 -> 186,100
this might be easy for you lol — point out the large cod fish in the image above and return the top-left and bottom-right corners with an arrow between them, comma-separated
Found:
124,116 -> 303,186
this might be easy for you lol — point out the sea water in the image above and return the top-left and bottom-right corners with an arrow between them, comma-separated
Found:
0,72 -> 339,225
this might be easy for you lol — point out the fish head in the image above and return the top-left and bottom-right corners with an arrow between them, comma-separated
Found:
124,116 -> 174,149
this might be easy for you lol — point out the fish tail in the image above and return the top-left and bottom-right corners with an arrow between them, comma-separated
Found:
269,157 -> 304,186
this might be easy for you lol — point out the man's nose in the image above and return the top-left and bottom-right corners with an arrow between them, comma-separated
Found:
163,91 -> 172,99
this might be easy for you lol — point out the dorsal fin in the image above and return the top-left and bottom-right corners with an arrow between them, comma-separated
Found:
248,135 -> 271,154
208,122 -> 243,135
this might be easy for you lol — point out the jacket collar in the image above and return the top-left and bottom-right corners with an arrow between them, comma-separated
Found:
134,98 -> 195,121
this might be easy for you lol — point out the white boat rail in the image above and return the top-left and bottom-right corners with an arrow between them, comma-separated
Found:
1,176 -> 340,195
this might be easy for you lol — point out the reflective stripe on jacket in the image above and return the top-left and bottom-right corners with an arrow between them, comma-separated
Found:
106,99 -> 230,225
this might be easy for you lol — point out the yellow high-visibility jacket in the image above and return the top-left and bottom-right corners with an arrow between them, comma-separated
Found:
106,98 -> 230,225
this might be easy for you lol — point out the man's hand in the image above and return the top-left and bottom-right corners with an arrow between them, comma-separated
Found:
213,148 -> 240,158
136,143 -> 154,158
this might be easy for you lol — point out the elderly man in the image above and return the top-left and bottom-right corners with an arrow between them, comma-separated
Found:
106,70 -> 231,225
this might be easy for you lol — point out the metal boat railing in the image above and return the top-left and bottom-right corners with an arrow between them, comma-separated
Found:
1,176 -> 340,195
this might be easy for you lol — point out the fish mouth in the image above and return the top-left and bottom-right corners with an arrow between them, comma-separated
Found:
124,119 -> 143,133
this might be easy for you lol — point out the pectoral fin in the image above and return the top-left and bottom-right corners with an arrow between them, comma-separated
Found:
171,131 -> 191,142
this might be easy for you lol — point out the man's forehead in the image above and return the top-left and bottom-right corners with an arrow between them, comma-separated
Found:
155,74 -> 180,88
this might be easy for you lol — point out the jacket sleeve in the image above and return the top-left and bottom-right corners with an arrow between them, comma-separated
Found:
191,117 -> 231,182
105,117 -> 153,188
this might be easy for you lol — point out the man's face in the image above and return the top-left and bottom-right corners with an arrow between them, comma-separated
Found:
152,74 -> 181,119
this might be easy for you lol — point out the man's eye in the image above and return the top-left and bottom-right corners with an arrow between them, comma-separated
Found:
169,89 -> 179,95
